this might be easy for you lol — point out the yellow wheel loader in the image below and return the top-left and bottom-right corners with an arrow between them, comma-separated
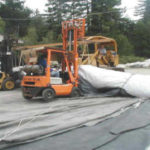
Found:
0,72 -> 15,90
0,37 -> 18,91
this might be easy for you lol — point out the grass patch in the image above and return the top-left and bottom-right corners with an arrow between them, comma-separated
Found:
119,55 -> 146,64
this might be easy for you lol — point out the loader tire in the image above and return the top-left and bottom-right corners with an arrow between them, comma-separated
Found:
42,88 -> 55,102
2,78 -> 15,91
70,87 -> 81,97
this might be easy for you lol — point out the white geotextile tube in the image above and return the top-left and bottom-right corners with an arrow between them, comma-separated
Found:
79,65 -> 150,98
117,59 -> 150,68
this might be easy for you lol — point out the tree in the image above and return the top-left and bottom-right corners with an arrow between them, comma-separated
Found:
62,0 -> 90,19
132,21 -> 150,57
88,0 -> 122,35
0,17 -> 5,33
114,34 -> 134,56
22,27 -> 38,45
41,31 -> 55,44
0,0 -> 32,37
46,0 -> 64,28
29,10 -> 48,42
45,0 -> 90,41
132,0 -> 150,57
135,0 -> 150,22
143,0 -> 150,22
45,0 -> 64,41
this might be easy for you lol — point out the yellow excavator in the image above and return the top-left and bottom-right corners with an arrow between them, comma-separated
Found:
14,35 -> 121,73
78,36 -> 119,67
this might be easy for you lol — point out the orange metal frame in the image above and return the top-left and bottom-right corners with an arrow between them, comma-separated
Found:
62,19 -> 85,86
22,49 -> 74,96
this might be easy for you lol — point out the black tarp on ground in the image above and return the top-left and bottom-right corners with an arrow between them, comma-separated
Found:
3,99 -> 150,150
79,77 -> 132,97
0,89 -> 140,149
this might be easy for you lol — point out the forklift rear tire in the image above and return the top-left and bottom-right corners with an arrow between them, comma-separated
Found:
2,77 -> 15,91
42,88 -> 55,102
70,87 -> 81,97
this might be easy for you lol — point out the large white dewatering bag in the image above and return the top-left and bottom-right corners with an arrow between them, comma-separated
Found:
117,59 -> 150,68
79,65 -> 150,98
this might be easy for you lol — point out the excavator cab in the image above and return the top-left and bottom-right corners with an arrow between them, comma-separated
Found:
21,19 -> 85,101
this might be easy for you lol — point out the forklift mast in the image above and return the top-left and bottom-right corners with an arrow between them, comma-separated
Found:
62,19 -> 85,81
0,37 -> 13,74
0,36 -> 17,91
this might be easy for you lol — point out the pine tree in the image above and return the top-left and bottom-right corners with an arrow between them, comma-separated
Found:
135,0 -> 150,21
46,0 -> 90,21
46,0 -> 64,40
143,0 -> 150,22
0,17 -> 5,34
133,0 -> 150,57
63,0 -> 89,19
0,0 -> 31,37
88,0 -> 122,36
46,0 -> 65,26
30,10 -> 48,42
46,0 -> 90,41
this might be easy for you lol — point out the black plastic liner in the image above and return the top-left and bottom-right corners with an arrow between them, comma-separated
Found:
79,77 -> 133,97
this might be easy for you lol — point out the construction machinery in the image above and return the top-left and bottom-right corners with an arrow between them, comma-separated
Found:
21,19 -> 85,101
78,36 -> 119,67
14,24 -> 119,70
0,37 -> 17,90
0,72 -> 15,90
14,36 -> 119,69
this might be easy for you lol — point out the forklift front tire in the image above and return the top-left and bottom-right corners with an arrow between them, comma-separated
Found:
70,87 -> 81,97
42,88 -> 55,102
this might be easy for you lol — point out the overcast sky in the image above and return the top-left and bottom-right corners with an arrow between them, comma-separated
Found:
25,0 -> 140,20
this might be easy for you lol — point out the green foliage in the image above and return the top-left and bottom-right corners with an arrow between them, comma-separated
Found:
120,56 -> 146,64
46,0 -> 90,41
87,0 -> 135,58
132,21 -> 150,57
0,17 -> 5,33
129,0 -> 150,57
143,0 -> 150,21
41,31 -> 55,44
0,0 -> 32,37
41,31 -> 62,44
29,10 -> 48,42
0,0 -> 149,62
118,18 -> 135,37
136,0 -> 150,22
46,0 -> 63,34
88,0 -> 122,35
114,34 -> 134,56
63,0 -> 89,19
22,27 -> 38,45
57,34 -> 62,42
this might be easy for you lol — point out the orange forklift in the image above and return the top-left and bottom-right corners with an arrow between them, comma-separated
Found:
21,19 -> 85,101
